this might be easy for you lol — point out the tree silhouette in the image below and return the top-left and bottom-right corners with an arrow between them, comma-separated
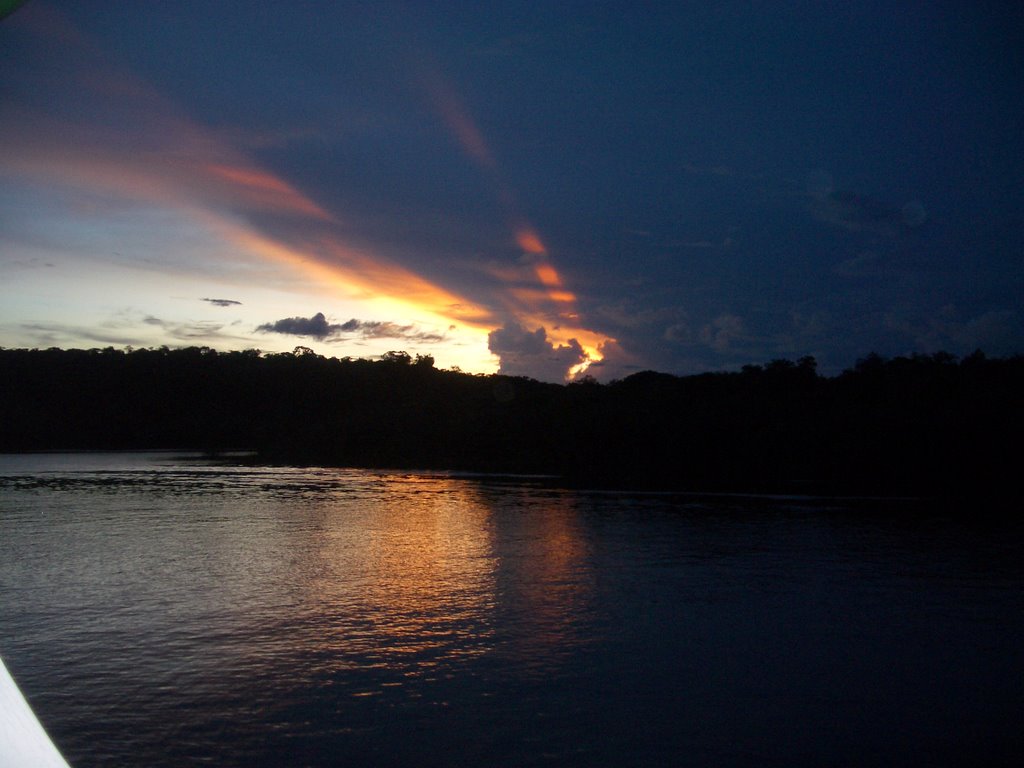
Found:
1,346 -> 1020,499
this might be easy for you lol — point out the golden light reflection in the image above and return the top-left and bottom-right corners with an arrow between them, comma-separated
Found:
487,488 -> 595,668
292,474 -> 596,681
302,475 -> 500,674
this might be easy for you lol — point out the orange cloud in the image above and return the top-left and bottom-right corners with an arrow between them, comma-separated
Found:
314,236 -> 494,326
421,65 -> 495,170
516,229 -> 547,255
534,263 -> 561,287
199,215 -> 495,329
510,287 -> 577,305
417,64 -> 620,373
7,10 -> 618,376
206,164 -> 335,221
2,77 -> 492,342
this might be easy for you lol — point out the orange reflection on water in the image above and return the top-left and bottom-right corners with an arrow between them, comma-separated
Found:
303,475 -> 500,675
492,491 -> 595,668
292,474 -> 596,683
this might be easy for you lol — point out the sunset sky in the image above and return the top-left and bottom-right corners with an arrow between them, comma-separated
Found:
2,1 -> 1022,381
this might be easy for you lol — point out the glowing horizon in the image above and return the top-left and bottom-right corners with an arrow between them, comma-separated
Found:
0,6 -> 623,381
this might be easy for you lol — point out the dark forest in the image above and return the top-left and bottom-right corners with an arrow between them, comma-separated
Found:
1,347 -> 1020,498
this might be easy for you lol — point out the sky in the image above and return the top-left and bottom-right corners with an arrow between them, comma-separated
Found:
2,1 -> 1022,381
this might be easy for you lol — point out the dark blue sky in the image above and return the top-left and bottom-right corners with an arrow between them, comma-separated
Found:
2,1 -> 1022,379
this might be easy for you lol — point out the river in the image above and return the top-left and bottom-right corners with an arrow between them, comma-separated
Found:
1,453 -> 1021,767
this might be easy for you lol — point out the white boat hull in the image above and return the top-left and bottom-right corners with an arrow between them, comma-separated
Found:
1,657 -> 71,768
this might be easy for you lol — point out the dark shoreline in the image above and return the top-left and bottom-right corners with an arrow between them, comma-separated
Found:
1,346 -> 1021,503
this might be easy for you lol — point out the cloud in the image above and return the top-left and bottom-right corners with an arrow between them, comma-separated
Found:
668,237 -> 735,250
141,316 -> 236,340
256,312 -> 447,343
699,314 -> 745,352
17,322 -> 142,348
595,300 -> 680,331
487,321 -> 587,382
16,314 -> 250,348
663,323 -> 692,343
833,251 -> 883,277
680,162 -> 734,178
0,12 -> 492,346
811,190 -> 927,237
885,306 -> 1023,356
420,62 -> 496,170
257,312 -> 337,339
202,297 -> 242,307
583,339 -> 643,382
336,319 -> 446,343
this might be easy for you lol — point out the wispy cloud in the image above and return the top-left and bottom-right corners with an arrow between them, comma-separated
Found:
418,62 -> 614,368
336,319 -> 446,343
833,251 -> 884,278
15,314 -> 251,349
885,306 -> 1022,356
699,314 -> 746,353
18,322 -> 142,349
142,316 -> 250,343
420,63 -> 497,170
810,190 -> 927,237
4,7 -> 621,375
0,9 -> 492,347
202,297 -> 242,307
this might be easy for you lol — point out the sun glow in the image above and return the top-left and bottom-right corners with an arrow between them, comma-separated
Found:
418,66 -> 619,378
0,15 -> 505,371
2,9 -> 618,380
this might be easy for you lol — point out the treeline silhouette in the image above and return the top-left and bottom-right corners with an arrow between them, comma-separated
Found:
1,346 -> 1021,496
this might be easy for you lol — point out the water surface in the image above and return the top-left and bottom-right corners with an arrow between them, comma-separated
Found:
1,453 -> 1021,766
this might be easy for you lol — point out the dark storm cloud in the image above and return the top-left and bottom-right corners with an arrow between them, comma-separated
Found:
257,313 -> 446,343
698,314 -> 747,353
885,307 -> 1024,357
3,2 -> 1022,376
202,298 -> 242,307
257,312 -> 341,339
487,321 -> 587,383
